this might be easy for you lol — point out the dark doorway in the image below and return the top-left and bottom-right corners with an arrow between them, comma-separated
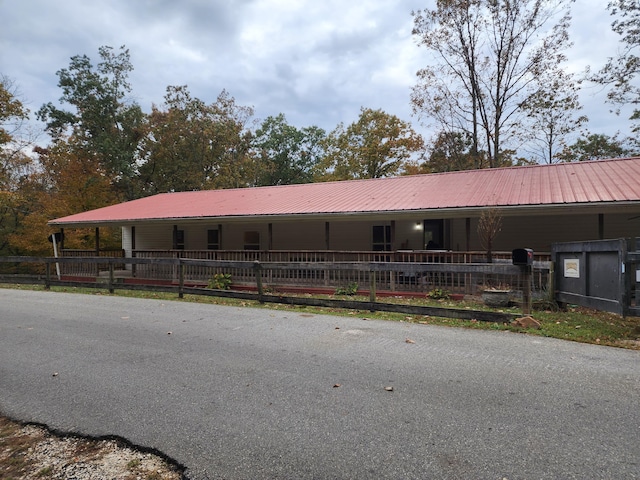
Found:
423,220 -> 444,249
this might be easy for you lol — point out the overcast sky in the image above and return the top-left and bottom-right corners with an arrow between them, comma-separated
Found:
0,0 -> 631,147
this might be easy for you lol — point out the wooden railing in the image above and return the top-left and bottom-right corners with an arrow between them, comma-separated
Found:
0,255 -> 529,323
59,249 -> 125,276
132,250 -> 549,294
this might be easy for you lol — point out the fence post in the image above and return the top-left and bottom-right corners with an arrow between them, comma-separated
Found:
178,263 -> 185,299
45,260 -> 51,290
108,262 -> 115,294
254,261 -> 264,303
369,269 -> 376,311
522,265 -> 532,315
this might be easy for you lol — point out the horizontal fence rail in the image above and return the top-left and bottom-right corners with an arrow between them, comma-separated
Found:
126,249 -> 551,296
0,255 -> 541,323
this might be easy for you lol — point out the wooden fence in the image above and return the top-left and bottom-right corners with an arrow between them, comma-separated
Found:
0,255 -> 539,323
54,249 -> 550,296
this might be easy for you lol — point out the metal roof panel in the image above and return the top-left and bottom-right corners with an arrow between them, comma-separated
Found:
49,158 -> 640,226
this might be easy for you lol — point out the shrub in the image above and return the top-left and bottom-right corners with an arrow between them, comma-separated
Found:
427,288 -> 450,300
335,282 -> 358,296
208,273 -> 232,290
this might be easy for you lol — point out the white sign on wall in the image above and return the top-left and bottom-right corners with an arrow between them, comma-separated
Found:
564,258 -> 580,278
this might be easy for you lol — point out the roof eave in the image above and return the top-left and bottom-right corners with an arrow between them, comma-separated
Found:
47,201 -> 640,229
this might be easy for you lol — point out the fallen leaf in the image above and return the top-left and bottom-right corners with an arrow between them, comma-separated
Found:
121,316 -> 129,320
335,326 -> 340,330
52,372 -> 58,377
405,338 -> 415,344
384,386 -> 394,392
167,331 -> 172,335
333,384 -> 341,388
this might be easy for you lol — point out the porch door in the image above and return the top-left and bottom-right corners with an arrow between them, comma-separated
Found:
423,220 -> 444,250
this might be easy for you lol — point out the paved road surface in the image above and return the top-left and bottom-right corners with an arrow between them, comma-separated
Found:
0,289 -> 638,479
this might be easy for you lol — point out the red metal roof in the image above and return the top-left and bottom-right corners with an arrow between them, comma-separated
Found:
49,158 -> 640,226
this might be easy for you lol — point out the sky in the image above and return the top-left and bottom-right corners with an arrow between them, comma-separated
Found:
0,0 -> 632,149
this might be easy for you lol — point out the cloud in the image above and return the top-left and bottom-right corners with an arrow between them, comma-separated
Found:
0,0 -> 634,149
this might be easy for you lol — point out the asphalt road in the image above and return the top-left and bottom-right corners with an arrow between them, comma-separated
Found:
0,289 -> 638,479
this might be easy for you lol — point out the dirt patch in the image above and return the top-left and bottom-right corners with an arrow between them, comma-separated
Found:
0,417 -> 184,479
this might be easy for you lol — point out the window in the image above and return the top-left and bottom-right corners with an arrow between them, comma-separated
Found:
207,229 -> 220,250
173,229 -> 185,250
244,231 -> 260,250
372,225 -> 391,251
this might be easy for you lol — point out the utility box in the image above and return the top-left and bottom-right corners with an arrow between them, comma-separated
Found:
512,248 -> 534,266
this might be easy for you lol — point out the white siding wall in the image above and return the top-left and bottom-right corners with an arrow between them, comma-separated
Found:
222,223 -> 269,250
272,221 -> 326,250
448,213 -> 638,253
604,213 -> 640,239
329,221 -> 374,250
134,224 -> 174,250
124,212 -> 640,255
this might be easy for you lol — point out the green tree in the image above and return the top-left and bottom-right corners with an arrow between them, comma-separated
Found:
138,86 -> 254,193
556,133 -> 628,162
423,131 -> 481,173
37,45 -> 146,199
411,0 -> 575,168
251,114 -> 325,186
317,108 -> 424,180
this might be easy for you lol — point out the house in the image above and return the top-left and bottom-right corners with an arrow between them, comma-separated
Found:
49,158 -> 640,257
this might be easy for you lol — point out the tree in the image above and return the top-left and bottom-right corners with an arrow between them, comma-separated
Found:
478,207 -> 502,264
0,76 -> 29,147
37,45 -> 146,199
317,107 -> 424,180
411,0 -> 575,168
138,86 -> 254,194
0,77 -> 36,257
591,1 -> 640,131
522,69 -> 588,163
556,133 -> 628,162
423,131 -> 480,173
9,138 -> 121,256
251,114 -> 325,186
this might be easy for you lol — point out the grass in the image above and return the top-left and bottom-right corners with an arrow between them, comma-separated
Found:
2,283 -> 639,349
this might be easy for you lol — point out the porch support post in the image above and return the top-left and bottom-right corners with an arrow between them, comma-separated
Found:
466,217 -> 471,251
325,222 -> 331,285
599,213 -> 604,240
390,220 -> 396,251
